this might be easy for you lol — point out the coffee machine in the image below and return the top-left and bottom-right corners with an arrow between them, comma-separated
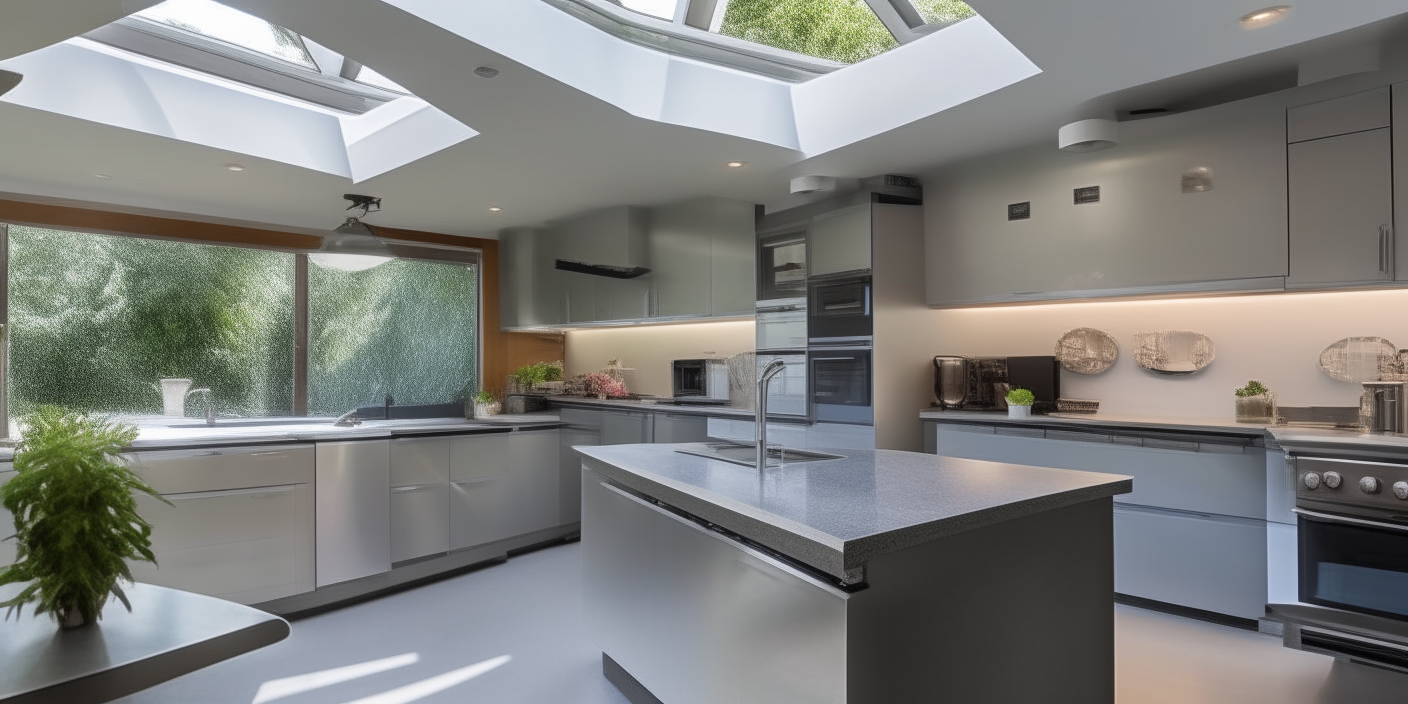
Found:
933,355 -> 1060,413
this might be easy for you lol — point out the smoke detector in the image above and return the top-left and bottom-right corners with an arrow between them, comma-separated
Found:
790,175 -> 838,194
1058,119 -> 1118,152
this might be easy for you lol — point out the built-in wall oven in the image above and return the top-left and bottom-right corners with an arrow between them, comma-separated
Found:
758,232 -> 808,302
808,344 -> 872,425
808,273 -> 872,342
755,352 -> 808,419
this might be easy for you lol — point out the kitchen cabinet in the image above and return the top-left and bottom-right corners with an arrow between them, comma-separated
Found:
508,429 -> 562,536
315,440 -> 391,587
651,413 -> 709,443
809,203 -> 872,277
390,437 -> 450,564
602,410 -> 651,445
0,467 -> 15,569
1287,88 -> 1393,287
499,227 -> 562,328
649,197 -> 758,319
1391,84 -> 1408,281
561,271 -> 599,324
126,445 -> 316,605
450,434 -> 511,551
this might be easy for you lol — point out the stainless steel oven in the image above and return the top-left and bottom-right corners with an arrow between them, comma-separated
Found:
807,273 -> 871,342
808,345 -> 872,425
758,232 -> 808,302
756,298 -> 807,352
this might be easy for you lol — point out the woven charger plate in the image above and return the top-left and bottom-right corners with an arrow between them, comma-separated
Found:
1055,328 -> 1120,374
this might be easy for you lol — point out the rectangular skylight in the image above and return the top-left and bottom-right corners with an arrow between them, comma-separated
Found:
717,0 -> 897,64
355,66 -> 410,94
135,0 -> 318,69
911,0 -> 976,26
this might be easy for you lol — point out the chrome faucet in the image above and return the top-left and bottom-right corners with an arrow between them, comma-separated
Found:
188,388 -> 214,426
334,408 -> 362,427
756,359 -> 787,470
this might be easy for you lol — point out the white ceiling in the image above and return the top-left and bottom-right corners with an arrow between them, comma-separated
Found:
0,0 -> 1406,241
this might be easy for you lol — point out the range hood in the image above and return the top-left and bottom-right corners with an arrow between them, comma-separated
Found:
548,206 -> 650,279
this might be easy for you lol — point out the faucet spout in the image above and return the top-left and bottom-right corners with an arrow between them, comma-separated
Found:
755,359 -> 787,470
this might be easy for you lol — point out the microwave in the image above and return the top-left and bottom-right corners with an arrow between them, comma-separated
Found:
671,359 -> 730,404
808,273 -> 872,342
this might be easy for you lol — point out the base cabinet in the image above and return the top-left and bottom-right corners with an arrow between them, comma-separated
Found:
0,468 -> 13,569
390,483 -> 450,563
450,476 -> 509,551
509,429 -> 561,536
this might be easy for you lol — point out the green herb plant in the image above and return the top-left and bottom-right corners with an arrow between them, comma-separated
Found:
1005,388 -> 1036,407
512,361 -> 563,388
474,390 -> 496,405
1235,380 -> 1270,398
0,407 -> 167,627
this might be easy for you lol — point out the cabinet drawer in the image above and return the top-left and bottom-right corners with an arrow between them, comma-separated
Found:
934,425 -> 1267,519
129,445 -> 315,494
391,483 -> 450,563
509,430 -> 562,535
602,411 -> 650,445
131,483 -> 314,604
450,476 -> 508,551
390,437 -> 450,487
652,415 -> 709,444
1114,505 -> 1267,620
450,434 -> 512,482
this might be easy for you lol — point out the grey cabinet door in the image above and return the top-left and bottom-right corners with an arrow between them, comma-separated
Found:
596,276 -> 650,322
1113,505 -> 1267,620
1392,84 -> 1408,280
809,203 -> 871,277
390,482 -> 449,563
450,476 -> 508,551
508,430 -> 562,535
1288,128 -> 1394,286
710,198 -> 758,317
315,440 -> 391,587
651,199 -> 714,318
390,437 -> 449,487
602,410 -> 650,444
561,271 -> 597,324
652,414 -> 709,443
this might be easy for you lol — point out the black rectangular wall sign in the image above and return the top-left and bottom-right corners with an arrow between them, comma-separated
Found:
1073,186 -> 1101,205
1007,202 -> 1031,221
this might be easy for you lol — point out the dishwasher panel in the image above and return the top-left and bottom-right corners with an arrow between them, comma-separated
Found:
391,482 -> 450,563
316,440 -> 391,587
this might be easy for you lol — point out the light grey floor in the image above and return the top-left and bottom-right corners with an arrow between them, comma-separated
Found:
119,541 -> 1407,704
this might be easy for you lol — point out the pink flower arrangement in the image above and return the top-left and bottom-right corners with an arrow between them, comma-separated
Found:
581,372 -> 629,399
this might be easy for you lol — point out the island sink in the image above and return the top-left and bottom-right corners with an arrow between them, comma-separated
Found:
673,442 -> 844,468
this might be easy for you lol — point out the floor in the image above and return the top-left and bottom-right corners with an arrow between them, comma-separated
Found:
119,542 -> 1407,704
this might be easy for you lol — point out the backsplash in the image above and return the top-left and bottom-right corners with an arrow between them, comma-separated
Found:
563,321 -> 756,397
909,288 -> 1408,419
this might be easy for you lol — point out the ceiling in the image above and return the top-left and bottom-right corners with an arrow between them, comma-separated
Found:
0,0 -> 1406,242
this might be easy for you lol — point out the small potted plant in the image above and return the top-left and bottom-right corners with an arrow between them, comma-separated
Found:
472,390 -> 501,419
581,371 -> 628,400
0,407 -> 166,628
1006,388 -> 1036,418
1234,380 -> 1275,423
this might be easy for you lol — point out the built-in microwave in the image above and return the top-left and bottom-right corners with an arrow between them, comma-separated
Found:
808,345 -> 872,425
808,273 -> 872,342
758,232 -> 808,301
671,359 -> 729,404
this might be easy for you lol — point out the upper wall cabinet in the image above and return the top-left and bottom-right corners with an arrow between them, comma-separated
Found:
1287,87 -> 1393,287
500,198 -> 756,329
925,97 -> 1290,307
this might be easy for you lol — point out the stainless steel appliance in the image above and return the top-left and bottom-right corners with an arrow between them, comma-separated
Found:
1363,381 -> 1407,433
809,344 -> 872,425
756,297 -> 807,352
671,359 -> 730,404
1270,456 -> 1408,671
807,273 -> 872,342
755,352 -> 808,418
757,232 -> 808,301
1006,355 -> 1061,414
930,356 -> 1008,410
315,440 -> 391,587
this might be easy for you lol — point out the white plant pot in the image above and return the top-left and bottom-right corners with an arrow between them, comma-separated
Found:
1008,405 -> 1032,419
473,402 -> 501,420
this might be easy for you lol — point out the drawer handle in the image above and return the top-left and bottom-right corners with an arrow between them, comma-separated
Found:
1293,508 -> 1408,532
391,485 -> 440,494
164,484 -> 298,501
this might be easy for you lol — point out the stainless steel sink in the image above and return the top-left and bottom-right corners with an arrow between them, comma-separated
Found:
166,418 -> 333,429
674,442 -> 844,469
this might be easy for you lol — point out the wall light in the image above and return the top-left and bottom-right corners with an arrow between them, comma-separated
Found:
1058,119 -> 1118,152
1239,6 -> 1290,29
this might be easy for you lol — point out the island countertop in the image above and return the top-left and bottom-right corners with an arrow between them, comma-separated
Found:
576,443 -> 1132,582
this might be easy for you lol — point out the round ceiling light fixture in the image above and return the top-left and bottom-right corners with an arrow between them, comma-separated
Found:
1058,119 -> 1118,152
473,66 -> 500,78
488,206 -> 504,212
725,161 -> 748,168
224,163 -> 247,172
93,173 -> 113,180
1239,6 -> 1290,29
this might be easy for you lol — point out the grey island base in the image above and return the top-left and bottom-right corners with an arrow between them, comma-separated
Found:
577,444 -> 1133,704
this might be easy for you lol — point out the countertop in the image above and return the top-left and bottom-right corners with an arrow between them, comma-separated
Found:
548,396 -> 760,419
576,443 -> 1132,582
0,582 -> 288,704
0,414 -> 564,463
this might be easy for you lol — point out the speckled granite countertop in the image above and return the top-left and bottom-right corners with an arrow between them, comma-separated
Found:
576,443 -> 1131,582
0,413 -> 564,464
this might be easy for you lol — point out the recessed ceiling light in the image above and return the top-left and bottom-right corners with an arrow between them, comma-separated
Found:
725,161 -> 747,168
473,66 -> 500,79
223,162 -> 247,172
93,173 -> 113,180
488,206 -> 503,212
1239,6 -> 1290,29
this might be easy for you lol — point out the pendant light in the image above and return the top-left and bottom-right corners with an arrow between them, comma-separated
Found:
311,194 -> 393,272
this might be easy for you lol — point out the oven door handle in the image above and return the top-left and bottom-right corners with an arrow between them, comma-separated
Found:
1293,508 -> 1408,532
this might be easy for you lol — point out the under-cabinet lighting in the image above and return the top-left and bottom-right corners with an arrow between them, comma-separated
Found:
1239,6 -> 1290,29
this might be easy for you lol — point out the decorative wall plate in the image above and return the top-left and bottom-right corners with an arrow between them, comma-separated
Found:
1132,331 -> 1215,375
1318,337 -> 1398,383
1054,328 -> 1120,374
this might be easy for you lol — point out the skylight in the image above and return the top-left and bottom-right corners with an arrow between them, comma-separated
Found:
619,0 -> 682,20
718,0 -> 897,65
912,0 -> 976,25
136,0 -> 318,70
355,66 -> 410,94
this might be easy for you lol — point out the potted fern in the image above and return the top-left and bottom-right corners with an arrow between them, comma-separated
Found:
1006,388 -> 1036,418
0,407 -> 166,628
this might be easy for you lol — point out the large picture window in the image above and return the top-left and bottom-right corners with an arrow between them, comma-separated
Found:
1,223 -> 481,425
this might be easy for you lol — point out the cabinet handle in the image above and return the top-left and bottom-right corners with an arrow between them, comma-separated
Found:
1383,224 -> 1395,278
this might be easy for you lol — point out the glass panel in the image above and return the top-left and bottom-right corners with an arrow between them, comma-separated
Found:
135,0 -> 318,69
355,66 -> 410,94
911,0 -> 976,25
8,226 -> 295,418
619,0 -> 681,20
308,257 -> 478,416
718,0 -> 897,64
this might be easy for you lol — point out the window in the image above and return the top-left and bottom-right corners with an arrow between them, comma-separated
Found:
354,66 -> 411,95
718,0 -> 897,64
7,226 -> 295,417
911,0 -> 976,25
0,223 -> 482,425
135,0 -> 318,69
619,0 -> 682,20
308,256 -> 479,416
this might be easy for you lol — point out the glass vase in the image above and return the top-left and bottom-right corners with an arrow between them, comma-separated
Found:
1235,393 -> 1275,424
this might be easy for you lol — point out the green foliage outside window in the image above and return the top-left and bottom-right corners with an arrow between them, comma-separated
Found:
8,226 -> 294,418
719,0 -> 897,64
911,0 -> 976,26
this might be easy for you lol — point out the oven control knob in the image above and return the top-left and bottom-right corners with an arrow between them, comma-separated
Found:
1303,473 -> 1321,490
1394,481 -> 1408,500
1323,471 -> 1343,489
1361,476 -> 1382,494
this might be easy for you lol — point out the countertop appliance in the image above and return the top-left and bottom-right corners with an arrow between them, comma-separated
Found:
930,356 -> 1009,410
1270,455 -> 1408,671
1006,356 -> 1061,414
671,359 -> 730,404
1363,381 -> 1407,433
807,273 -> 872,342
933,356 -> 969,409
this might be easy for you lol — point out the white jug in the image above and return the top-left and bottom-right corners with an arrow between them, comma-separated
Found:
159,378 -> 193,417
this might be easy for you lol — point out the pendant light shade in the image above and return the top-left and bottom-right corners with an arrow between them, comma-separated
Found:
311,216 -> 393,272
0,70 -> 21,98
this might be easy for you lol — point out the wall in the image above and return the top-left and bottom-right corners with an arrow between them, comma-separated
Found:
564,321 -> 756,397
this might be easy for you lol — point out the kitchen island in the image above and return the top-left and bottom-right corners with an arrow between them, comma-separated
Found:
577,444 -> 1132,704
